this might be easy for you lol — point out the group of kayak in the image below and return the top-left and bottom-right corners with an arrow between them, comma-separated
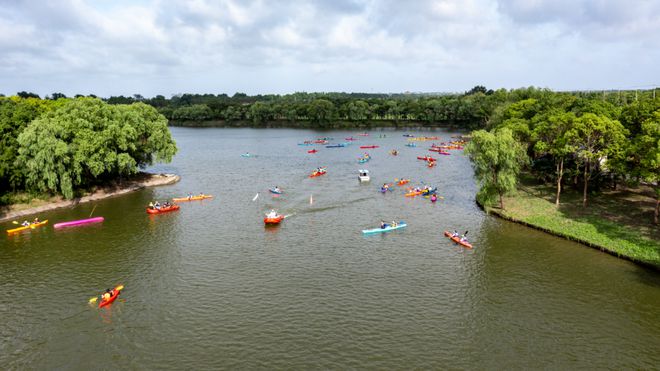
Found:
358,153 -> 371,163
361,222 -> 473,248
7,215 -> 109,234
146,193 -> 213,214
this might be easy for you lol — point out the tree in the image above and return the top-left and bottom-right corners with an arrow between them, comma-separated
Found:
565,113 -> 628,207
307,99 -> 336,126
633,111 -> 660,224
16,98 -> 177,198
465,128 -> 528,209
533,111 -> 575,206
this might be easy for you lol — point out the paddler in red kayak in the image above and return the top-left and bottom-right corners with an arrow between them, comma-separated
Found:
101,288 -> 112,301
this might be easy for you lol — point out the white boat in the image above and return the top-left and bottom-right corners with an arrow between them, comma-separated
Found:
358,169 -> 370,182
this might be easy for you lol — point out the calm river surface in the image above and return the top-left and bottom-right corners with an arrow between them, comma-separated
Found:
1,127 -> 659,369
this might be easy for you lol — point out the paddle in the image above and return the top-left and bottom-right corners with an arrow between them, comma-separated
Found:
252,193 -> 259,201
89,205 -> 97,218
88,284 -> 124,304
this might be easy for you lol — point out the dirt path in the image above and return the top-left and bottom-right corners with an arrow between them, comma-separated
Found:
0,173 -> 180,222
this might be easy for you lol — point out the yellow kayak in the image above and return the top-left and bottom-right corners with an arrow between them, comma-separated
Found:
7,220 -> 49,234
171,195 -> 214,202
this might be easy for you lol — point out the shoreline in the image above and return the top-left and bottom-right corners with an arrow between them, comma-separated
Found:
0,173 -> 180,222
477,198 -> 660,271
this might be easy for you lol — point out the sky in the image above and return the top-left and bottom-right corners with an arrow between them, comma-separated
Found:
1,0 -> 659,97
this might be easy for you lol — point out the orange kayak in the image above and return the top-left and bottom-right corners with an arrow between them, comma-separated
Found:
397,179 -> 410,186
309,171 -> 327,178
444,231 -> 473,249
146,205 -> 180,214
405,190 -> 422,197
172,195 -> 213,202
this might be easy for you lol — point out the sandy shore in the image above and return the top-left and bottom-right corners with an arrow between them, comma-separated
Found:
0,173 -> 180,222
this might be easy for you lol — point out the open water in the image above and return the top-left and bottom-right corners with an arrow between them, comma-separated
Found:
1,127 -> 659,369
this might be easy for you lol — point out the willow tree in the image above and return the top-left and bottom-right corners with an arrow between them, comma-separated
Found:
565,113 -> 627,207
17,98 -> 177,199
465,128 -> 528,209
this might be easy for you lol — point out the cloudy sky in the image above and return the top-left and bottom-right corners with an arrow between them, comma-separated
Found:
1,0 -> 659,97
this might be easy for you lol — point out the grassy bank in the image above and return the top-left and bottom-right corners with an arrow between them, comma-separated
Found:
483,177 -> 660,269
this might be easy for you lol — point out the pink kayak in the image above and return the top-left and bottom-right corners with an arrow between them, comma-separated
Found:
54,217 -> 104,228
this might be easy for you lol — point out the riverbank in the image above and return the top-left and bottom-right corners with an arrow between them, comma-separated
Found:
167,119 -> 475,130
480,180 -> 660,270
0,172 -> 180,222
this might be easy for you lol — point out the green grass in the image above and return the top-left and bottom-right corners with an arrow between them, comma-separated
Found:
484,178 -> 660,269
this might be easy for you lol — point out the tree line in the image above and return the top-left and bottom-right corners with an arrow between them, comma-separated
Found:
464,89 -> 660,224
0,96 -> 177,202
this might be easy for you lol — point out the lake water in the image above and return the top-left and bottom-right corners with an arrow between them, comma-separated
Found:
1,127 -> 659,369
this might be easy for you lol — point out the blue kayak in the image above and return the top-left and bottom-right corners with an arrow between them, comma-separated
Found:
269,188 -> 283,194
362,221 -> 407,234
326,144 -> 346,148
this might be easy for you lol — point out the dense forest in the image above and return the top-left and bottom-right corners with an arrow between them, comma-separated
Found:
2,87 -> 658,223
0,96 -> 177,202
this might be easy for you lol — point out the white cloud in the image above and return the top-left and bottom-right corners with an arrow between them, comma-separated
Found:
0,0 -> 658,97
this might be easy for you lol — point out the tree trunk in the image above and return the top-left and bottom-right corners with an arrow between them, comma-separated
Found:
555,158 -> 563,206
582,161 -> 589,207
499,192 -> 504,209
655,197 -> 659,225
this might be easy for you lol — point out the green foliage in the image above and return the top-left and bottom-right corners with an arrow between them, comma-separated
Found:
465,128 -> 528,208
16,98 -> 176,199
565,113 -> 628,206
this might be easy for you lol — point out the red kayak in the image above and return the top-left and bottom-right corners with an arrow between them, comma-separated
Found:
417,156 -> 437,161
360,145 -> 379,149
264,215 -> 285,224
308,149 -> 318,153
99,286 -> 122,308
444,231 -> 473,249
146,204 -> 180,214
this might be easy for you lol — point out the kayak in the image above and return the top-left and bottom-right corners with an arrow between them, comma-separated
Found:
7,220 -> 49,234
428,161 -> 436,168
146,205 -> 180,214
421,187 -> 437,195
172,195 -> 213,202
345,137 -> 357,141
444,231 -> 473,249
54,217 -> 104,229
362,221 -> 406,234
307,149 -> 318,153
358,133 -> 369,136
405,143 -> 417,147
359,145 -> 379,149
269,188 -> 283,194
309,170 -> 327,177
326,144 -> 346,148
298,142 -> 313,146
99,285 -> 122,308
417,156 -> 437,161
397,179 -> 410,186
358,158 -> 369,163
405,190 -> 423,197
264,215 -> 285,224
240,153 -> 253,157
